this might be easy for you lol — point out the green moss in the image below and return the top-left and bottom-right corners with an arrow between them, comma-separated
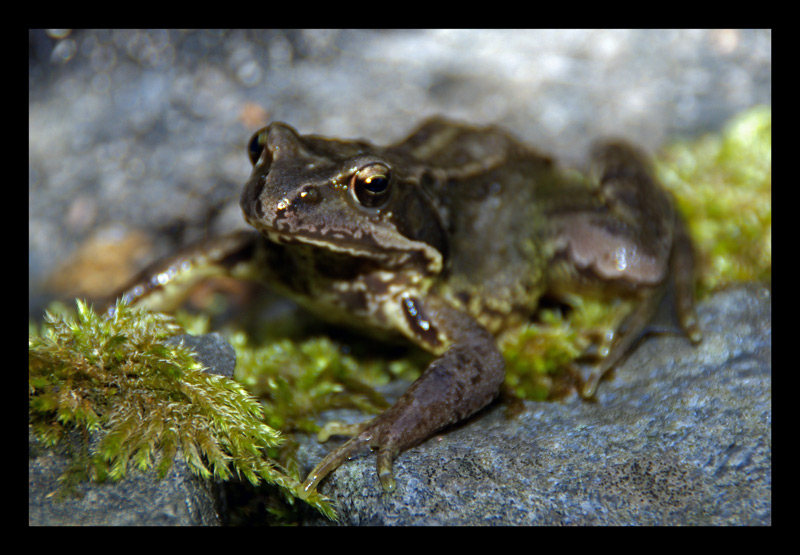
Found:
228,332 -> 422,479
500,298 -> 635,400
29,300 -> 336,520
656,105 -> 771,293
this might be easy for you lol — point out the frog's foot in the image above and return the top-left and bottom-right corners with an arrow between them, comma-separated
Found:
579,287 -> 665,399
301,414 -> 403,496
578,300 -> 700,399
300,432 -> 376,498
316,421 -> 365,443
301,325 -> 506,495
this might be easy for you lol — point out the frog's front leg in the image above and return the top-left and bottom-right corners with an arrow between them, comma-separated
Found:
109,230 -> 266,313
301,296 -> 505,494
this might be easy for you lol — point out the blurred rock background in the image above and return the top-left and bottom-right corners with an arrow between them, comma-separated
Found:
29,29 -> 771,315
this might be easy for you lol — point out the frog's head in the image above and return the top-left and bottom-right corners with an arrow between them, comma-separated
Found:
241,122 -> 448,275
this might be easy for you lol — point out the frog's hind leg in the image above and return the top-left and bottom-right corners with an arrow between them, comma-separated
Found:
576,141 -> 702,398
579,210 -> 702,398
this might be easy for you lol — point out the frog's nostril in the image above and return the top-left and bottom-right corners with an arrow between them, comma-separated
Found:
297,186 -> 321,205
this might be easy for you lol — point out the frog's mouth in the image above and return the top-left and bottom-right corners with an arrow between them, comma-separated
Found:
261,226 -> 380,257
258,226 -> 443,275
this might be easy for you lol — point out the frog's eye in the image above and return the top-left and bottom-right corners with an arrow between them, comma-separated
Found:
247,128 -> 269,166
351,164 -> 392,208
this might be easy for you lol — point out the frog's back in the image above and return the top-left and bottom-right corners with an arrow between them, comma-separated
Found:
388,118 -> 564,332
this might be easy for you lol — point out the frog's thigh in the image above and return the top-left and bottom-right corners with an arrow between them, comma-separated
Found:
558,142 -> 682,396
589,141 -> 701,342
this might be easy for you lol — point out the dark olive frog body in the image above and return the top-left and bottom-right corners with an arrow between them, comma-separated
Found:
116,117 -> 700,495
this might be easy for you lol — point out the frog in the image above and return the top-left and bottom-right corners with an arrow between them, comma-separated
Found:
114,116 -> 701,496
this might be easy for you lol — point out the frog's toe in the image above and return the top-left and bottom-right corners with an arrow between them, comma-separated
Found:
679,310 -> 703,344
377,446 -> 398,492
301,434 -> 370,497
302,420 -> 402,494
317,420 -> 365,442
579,367 -> 604,399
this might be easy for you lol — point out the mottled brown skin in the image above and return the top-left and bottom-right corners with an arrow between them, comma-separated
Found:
114,117 -> 700,495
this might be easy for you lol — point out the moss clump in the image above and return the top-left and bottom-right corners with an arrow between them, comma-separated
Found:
227,331 -> 422,480
233,335 -> 398,433
657,105 -> 771,293
28,300 -> 336,520
500,297 -> 635,400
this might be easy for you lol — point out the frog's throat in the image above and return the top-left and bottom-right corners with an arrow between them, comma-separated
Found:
259,228 -> 443,275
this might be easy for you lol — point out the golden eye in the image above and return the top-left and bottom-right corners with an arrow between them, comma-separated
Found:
351,164 -> 392,208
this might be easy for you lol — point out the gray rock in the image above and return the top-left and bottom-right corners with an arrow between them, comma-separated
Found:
301,285 -> 771,525
28,431 -> 222,526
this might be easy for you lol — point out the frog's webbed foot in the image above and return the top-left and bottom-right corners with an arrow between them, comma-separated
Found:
302,308 -> 506,495
670,211 -> 703,345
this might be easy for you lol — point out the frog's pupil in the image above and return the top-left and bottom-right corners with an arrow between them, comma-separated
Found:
364,175 -> 388,193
